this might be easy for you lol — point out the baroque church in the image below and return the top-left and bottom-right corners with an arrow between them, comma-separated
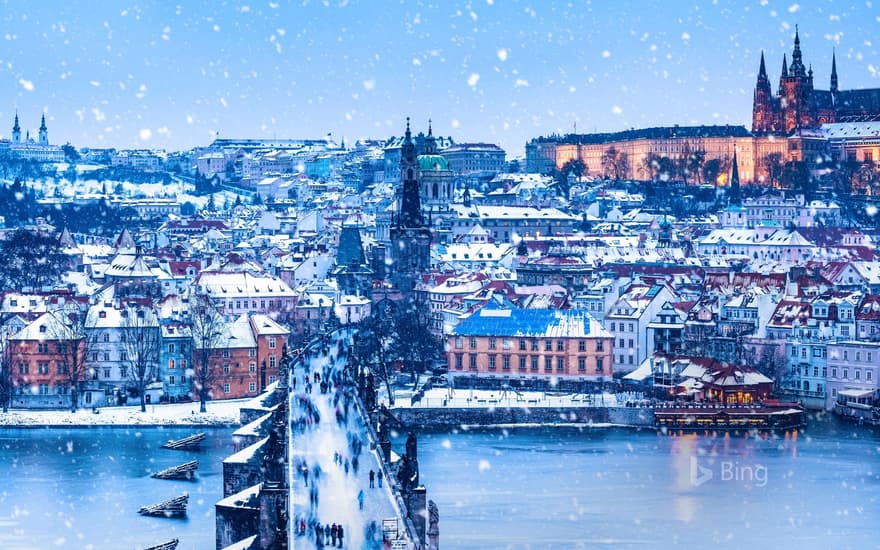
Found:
752,26 -> 880,135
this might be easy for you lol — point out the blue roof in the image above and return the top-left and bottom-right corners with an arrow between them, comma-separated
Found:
452,307 -> 597,338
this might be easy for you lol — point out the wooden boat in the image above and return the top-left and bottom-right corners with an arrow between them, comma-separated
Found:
142,539 -> 179,550
161,432 -> 206,450
138,493 -> 189,518
150,460 -> 198,480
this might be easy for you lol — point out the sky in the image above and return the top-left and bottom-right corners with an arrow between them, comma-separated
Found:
1,0 -> 879,157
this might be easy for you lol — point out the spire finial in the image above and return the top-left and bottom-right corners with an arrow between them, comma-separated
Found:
428,118 -> 432,136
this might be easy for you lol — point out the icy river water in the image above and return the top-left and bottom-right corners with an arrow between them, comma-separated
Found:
0,418 -> 878,549
412,416 -> 880,549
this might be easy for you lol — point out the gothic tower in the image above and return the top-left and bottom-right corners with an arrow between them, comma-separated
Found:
729,147 -> 742,207
38,113 -> 48,146
778,26 -> 816,132
752,51 -> 775,134
830,48 -> 838,99
390,118 -> 433,293
12,111 -> 21,144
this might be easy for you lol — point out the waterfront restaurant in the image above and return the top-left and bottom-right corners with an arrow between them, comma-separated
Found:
446,306 -> 613,381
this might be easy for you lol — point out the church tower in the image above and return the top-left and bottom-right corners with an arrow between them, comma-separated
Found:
38,113 -> 48,145
729,147 -> 742,207
830,49 -> 839,99
752,51 -> 775,134
12,111 -> 21,144
390,118 -> 433,293
778,26 -> 816,132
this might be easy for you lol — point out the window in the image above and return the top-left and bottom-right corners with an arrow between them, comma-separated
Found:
269,337 -> 276,349
610,322 -> 616,331
269,375 -> 276,384
169,375 -> 175,385
531,356 -> 538,371
455,337 -> 463,350
103,333 -> 109,342
223,349 -> 231,358
249,349 -> 256,357
578,357 -> 586,372
269,355 -> 276,368
180,359 -> 187,370
103,353 -> 110,362
469,354 -> 477,370
813,367 -> 818,377
519,339 -> 527,351
249,362 -> 256,373
120,351 -> 127,361
502,355 -> 510,370
578,341 -> 586,352
868,371 -> 873,381
855,370 -> 861,380
469,338 -> 477,350
822,367 -> 827,377
223,383 -> 231,394
488,338 -> 496,350
120,367 -> 128,378
455,354 -> 463,370
37,343 -> 48,354
556,340 -> 564,352
556,357 -> 565,372
832,367 -> 837,378
545,340 -> 552,352
791,347 -> 797,357
103,368 -> 111,378
38,363 -> 49,375
223,363 -> 230,374
57,363 -> 68,375
628,339 -> 634,349
596,340 -> 604,352
519,357 -> 527,371
39,384 -> 49,395
619,338 -> 625,348
531,339 -> 539,351
629,323 -> 634,332
168,343 -> 175,353
596,358 -> 604,372
843,368 -> 848,379
544,357 -> 552,372
503,339 -> 512,350
249,382 -> 256,392
488,355 -> 497,370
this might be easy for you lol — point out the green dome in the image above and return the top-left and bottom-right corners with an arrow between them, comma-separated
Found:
418,154 -> 449,171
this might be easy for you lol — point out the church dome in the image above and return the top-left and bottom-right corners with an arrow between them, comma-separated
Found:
418,154 -> 449,171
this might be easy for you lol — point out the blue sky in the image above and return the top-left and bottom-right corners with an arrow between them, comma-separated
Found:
2,0 -> 878,156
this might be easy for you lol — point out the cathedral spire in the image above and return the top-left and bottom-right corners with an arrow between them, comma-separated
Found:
758,51 -> 767,80
13,111 -> 20,132
39,113 -> 47,131
830,48 -> 838,94
781,53 -> 788,78
398,117 -> 424,229
790,25 -> 806,77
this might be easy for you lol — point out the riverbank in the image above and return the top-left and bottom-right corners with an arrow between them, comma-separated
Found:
0,399 -> 246,427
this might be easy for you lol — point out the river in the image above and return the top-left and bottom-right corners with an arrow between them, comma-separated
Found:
412,417 -> 880,549
0,426 -> 231,550
0,419 -> 877,549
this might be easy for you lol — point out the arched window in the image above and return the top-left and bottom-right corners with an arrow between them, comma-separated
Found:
432,183 -> 438,198
803,380 -> 810,391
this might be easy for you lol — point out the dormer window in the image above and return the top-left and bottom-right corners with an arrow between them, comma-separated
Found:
39,325 -> 46,333
99,311 -> 107,319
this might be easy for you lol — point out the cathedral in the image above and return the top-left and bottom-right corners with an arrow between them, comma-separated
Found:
752,26 -> 880,135
389,118 -> 433,293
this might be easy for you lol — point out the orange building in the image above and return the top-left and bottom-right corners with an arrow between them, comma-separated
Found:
446,307 -> 613,381
249,313 -> 290,394
9,312 -> 78,407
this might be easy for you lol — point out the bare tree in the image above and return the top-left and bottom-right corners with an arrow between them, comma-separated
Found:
0,328 -> 13,413
121,305 -> 160,413
190,294 -> 227,413
601,147 -> 629,180
53,308 -> 96,412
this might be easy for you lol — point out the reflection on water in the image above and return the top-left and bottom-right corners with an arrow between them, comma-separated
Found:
414,418 -> 880,549
0,427 -> 231,550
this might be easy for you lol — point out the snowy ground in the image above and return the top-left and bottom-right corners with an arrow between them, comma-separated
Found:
290,340 -> 405,550
385,386 -> 648,409
0,399 -> 246,427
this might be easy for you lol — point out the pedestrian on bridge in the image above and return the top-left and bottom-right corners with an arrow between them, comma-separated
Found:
377,469 -> 383,487
337,524 -> 344,547
357,489 -> 364,510
369,469 -> 375,488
